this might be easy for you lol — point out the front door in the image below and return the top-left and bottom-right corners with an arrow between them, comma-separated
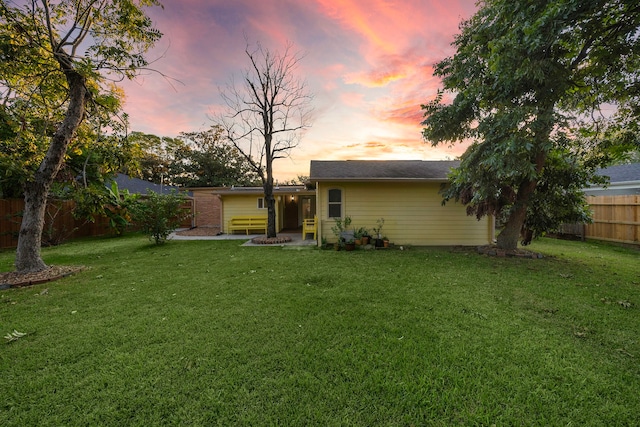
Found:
283,196 -> 299,229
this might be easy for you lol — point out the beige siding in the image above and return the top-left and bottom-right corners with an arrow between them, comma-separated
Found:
220,194 -> 278,233
317,181 -> 492,246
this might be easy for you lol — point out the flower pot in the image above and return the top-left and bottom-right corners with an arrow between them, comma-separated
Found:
355,239 -> 362,246
383,240 -> 389,248
344,242 -> 356,251
362,236 -> 370,245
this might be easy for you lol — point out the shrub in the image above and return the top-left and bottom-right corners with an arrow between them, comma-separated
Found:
130,190 -> 190,244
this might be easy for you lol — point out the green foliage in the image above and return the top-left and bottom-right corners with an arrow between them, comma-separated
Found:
372,217 -> 385,238
125,132 -> 185,185
130,191 -> 190,244
103,181 -> 139,236
126,127 -> 260,188
72,181 -> 139,236
422,0 -> 640,247
330,215 -> 352,245
0,1 -> 162,195
172,126 -> 261,187
519,151 -> 600,243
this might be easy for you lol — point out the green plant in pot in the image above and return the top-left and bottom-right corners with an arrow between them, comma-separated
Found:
355,227 -> 370,245
372,218 -> 385,248
360,228 -> 370,245
353,228 -> 363,245
331,216 -> 352,250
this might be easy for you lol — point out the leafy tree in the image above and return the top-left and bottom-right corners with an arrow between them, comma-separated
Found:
125,128 -> 259,188
172,126 -> 260,187
0,0 -> 162,272
1,83 -> 136,199
125,131 -> 184,186
218,42 -> 313,238
130,190 -> 189,244
72,180 -> 139,236
422,0 -> 640,250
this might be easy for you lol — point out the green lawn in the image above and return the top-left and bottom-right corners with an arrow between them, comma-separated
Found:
1,236 -> 639,426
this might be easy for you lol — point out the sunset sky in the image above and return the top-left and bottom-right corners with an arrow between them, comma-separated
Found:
120,0 -> 479,181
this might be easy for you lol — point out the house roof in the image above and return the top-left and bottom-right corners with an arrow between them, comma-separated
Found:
586,162 -> 640,195
596,163 -> 640,183
110,173 -> 192,196
310,160 -> 459,182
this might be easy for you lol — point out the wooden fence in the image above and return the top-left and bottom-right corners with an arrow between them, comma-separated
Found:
0,198 -> 194,249
559,195 -> 640,245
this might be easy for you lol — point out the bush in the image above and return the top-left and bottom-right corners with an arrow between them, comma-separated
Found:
130,190 -> 190,244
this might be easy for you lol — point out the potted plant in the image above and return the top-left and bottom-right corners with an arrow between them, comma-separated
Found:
344,238 -> 356,251
382,236 -> 390,248
331,216 -> 352,251
372,218 -> 385,248
353,228 -> 363,246
354,227 -> 370,245
361,228 -> 371,245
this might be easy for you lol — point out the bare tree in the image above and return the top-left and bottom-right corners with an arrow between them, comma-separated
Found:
218,42 -> 313,238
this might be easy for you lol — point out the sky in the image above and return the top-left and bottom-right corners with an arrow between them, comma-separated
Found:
120,0 -> 479,181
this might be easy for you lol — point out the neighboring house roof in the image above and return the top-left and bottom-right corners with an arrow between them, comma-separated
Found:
596,163 -> 640,183
110,173 -> 192,196
586,163 -> 640,196
212,185 -> 314,196
310,160 -> 459,182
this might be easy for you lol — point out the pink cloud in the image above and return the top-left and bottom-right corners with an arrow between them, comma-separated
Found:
114,0 -> 479,181
340,92 -> 366,107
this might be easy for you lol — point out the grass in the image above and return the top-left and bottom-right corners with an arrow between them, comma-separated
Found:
1,235 -> 639,426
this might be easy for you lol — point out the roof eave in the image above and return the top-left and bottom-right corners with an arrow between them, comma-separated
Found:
586,180 -> 640,191
311,177 -> 450,183
212,189 -> 316,196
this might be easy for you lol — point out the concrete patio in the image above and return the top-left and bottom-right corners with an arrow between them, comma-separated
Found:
169,230 -> 317,247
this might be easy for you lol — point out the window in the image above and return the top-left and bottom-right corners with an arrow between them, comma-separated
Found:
257,197 -> 266,209
328,188 -> 342,218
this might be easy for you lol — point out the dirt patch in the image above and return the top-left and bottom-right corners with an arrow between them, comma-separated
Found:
477,245 -> 543,259
175,227 -> 221,236
0,265 -> 85,289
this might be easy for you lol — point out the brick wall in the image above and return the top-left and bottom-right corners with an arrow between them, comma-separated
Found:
191,189 -> 222,232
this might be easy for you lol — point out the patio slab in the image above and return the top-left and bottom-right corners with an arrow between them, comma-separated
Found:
169,230 -> 317,246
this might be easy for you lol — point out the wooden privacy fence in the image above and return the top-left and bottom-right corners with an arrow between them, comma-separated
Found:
560,195 -> 640,245
0,198 -> 194,249
0,199 -> 111,249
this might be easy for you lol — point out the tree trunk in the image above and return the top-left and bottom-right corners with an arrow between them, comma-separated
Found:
15,181 -> 49,273
263,131 -> 277,238
496,152 -> 547,250
264,179 -> 277,238
496,183 -> 534,250
15,70 -> 88,273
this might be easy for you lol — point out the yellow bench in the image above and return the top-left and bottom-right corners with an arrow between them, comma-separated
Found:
228,216 -> 268,235
302,215 -> 317,240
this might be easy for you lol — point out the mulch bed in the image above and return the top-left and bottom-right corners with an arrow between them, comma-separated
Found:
0,265 -> 85,289
251,235 -> 293,244
175,226 -> 221,236
477,245 -> 543,259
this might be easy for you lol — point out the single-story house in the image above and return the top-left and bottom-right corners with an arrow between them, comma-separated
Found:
584,163 -> 640,196
309,160 -> 494,246
212,185 -> 316,234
